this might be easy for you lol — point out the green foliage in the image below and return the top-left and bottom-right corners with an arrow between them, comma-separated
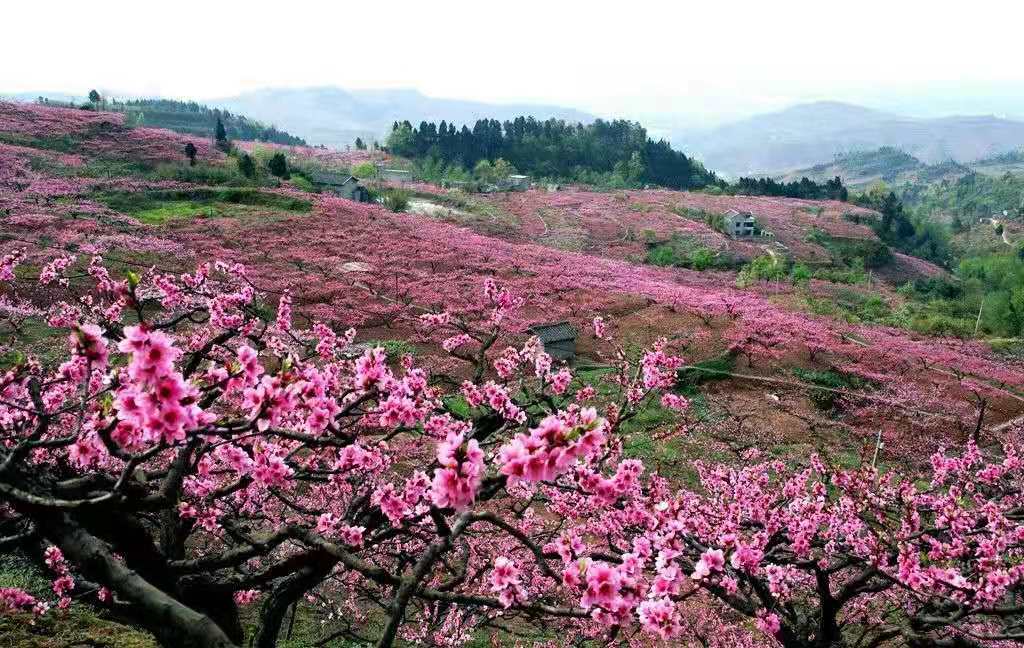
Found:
0,553 -> 157,647
289,173 -> 314,192
676,354 -> 736,391
267,152 -> 290,179
902,171 -> 1024,223
792,368 -> 863,411
376,188 -> 410,213
853,186 -> 950,266
736,254 -> 788,286
730,175 -> 848,201
645,233 -> 732,270
106,98 -> 305,145
351,161 -> 377,179
959,254 -> 1024,337
214,116 -> 230,153
812,258 -> 869,285
802,289 -> 892,326
94,187 -> 311,218
386,117 -> 716,190
790,263 -> 812,286
366,339 -> 417,357
152,161 -> 265,187
236,153 -> 256,178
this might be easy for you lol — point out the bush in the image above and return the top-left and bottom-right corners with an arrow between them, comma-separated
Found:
237,153 -> 256,179
267,152 -> 290,179
351,161 -> 377,179
378,188 -> 410,213
645,233 -> 731,271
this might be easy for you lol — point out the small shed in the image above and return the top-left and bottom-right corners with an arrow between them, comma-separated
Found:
724,209 -> 756,237
529,321 -> 577,363
311,172 -> 370,202
508,174 -> 530,191
379,168 -> 413,183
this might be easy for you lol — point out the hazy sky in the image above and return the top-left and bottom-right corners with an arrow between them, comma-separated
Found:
5,0 -> 1024,126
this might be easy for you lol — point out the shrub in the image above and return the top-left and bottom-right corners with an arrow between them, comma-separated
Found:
267,152 -> 290,179
351,161 -> 377,179
378,188 -> 410,212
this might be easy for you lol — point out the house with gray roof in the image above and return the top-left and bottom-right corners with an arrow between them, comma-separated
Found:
529,321 -> 578,363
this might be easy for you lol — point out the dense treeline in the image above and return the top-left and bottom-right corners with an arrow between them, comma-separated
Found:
386,117 -> 717,190
111,98 -> 306,146
853,187 -> 951,266
902,171 -> 1024,221
730,175 -> 848,201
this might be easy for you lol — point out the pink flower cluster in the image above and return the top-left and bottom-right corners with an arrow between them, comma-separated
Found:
113,326 -> 208,448
430,431 -> 485,510
498,407 -> 606,484
489,557 -> 526,608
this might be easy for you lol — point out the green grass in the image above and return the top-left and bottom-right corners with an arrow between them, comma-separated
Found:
0,553 -> 156,648
676,353 -> 736,391
131,201 -> 221,224
92,188 -> 312,224
365,339 -> 417,357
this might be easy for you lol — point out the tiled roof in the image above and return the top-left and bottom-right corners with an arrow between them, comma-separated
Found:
528,321 -> 577,343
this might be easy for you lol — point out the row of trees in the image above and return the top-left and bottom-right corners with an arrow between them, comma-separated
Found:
386,116 -> 718,190
854,186 -> 952,266
730,175 -> 848,201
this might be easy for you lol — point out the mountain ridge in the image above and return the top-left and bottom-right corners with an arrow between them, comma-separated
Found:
211,86 -> 597,148
678,101 -> 1024,177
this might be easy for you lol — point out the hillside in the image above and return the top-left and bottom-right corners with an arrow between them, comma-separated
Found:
214,86 -> 596,148
3,101 -> 1024,648
111,98 -> 307,146
780,148 -> 975,190
681,101 -> 1024,176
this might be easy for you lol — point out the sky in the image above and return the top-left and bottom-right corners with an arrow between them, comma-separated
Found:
4,0 -> 1024,127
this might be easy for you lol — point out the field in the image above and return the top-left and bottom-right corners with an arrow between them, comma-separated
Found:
2,101 -> 1024,648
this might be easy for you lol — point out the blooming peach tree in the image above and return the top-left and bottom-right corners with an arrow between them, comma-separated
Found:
1,254 -> 1023,648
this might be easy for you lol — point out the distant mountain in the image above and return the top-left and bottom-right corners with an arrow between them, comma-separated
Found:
212,86 -> 596,148
679,101 -> 1024,177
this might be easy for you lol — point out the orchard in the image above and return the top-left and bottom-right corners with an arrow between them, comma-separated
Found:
2,253 -> 1024,648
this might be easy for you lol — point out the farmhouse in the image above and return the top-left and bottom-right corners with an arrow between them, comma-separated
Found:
380,168 -> 413,183
310,172 -> 370,202
724,209 -> 757,237
529,321 -> 577,363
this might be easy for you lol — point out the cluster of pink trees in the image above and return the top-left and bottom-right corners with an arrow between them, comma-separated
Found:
2,255 -> 1024,647
480,188 -> 896,269
3,170 -> 1018,454
0,101 -> 217,167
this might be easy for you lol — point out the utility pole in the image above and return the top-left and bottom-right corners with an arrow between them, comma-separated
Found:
974,298 -> 984,336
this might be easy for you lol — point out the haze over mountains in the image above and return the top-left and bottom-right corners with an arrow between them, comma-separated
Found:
211,86 -> 595,149
6,87 -> 1024,182
677,101 -> 1024,177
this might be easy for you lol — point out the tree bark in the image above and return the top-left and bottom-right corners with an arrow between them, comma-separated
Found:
36,512 -> 238,648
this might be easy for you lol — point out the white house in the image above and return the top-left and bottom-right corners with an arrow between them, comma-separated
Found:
724,209 -> 756,237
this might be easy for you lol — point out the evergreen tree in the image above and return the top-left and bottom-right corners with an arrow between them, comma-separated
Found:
183,142 -> 197,167
355,137 -> 366,151
237,153 -> 255,178
214,116 -> 230,153
88,89 -> 101,108
267,152 -> 290,179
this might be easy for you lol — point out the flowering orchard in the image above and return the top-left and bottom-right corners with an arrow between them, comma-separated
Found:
478,188 -> 896,267
0,101 -> 217,167
2,255 -> 1024,648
